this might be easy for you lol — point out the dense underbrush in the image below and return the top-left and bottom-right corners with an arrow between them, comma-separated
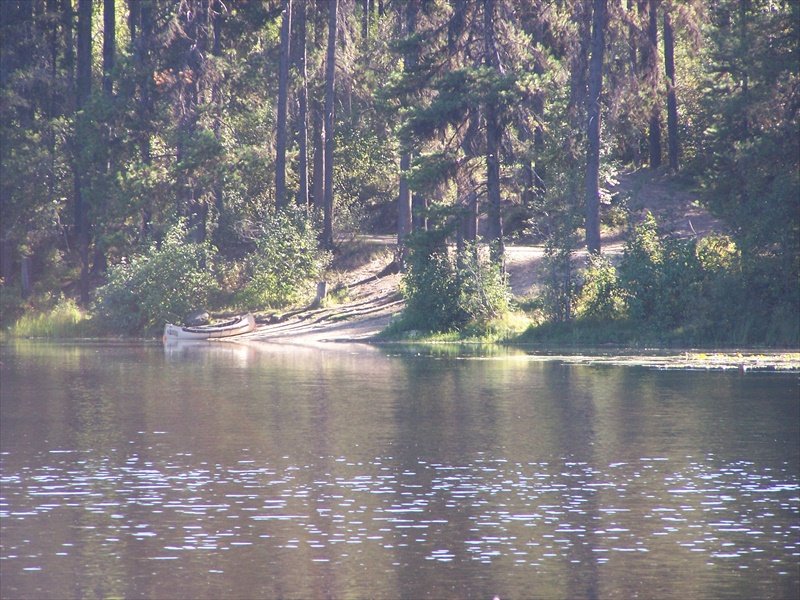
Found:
6,210 -> 331,338
519,212 -> 799,347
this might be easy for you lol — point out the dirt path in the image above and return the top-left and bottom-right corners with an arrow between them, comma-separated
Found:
244,252 -> 403,344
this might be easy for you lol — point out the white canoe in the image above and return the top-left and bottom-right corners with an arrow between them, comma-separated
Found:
163,313 -> 256,342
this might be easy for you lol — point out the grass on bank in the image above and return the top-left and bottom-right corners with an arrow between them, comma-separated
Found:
379,310 -> 532,344
8,297 -> 96,338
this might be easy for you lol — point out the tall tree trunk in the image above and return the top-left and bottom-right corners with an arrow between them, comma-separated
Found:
312,96 -> 325,211
296,0 -> 309,208
484,0 -> 504,265
397,0 -> 418,252
76,0 -> 91,133
75,0 -> 92,303
212,0 -> 225,217
627,0 -> 637,75
275,0 -> 292,210
585,0 -> 607,255
102,0 -> 114,96
448,0 -> 466,56
91,0 -> 115,278
128,0 -> 140,44
63,0 -> 75,112
311,0 -> 325,211
179,0 -> 209,243
646,0 -> 661,168
568,0 -> 592,122
322,0 -> 338,249
627,0 -> 642,164
361,0 -> 370,40
530,4 -> 547,196
663,8 -> 679,171
412,193 -> 427,232
131,0 -> 154,241
458,112 -> 481,244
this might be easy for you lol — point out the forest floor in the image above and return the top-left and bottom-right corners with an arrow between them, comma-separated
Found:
244,168 -> 721,346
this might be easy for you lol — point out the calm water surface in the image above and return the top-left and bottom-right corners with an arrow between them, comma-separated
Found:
1,340 -> 798,599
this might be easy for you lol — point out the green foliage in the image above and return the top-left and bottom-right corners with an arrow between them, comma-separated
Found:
540,243 -> 575,324
333,123 -> 397,234
93,222 -> 220,335
398,227 -> 511,333
10,297 -> 93,338
537,191 -> 583,323
575,255 -> 625,322
694,1 -> 799,282
527,213 -> 798,346
399,228 -> 462,332
617,213 -> 701,328
237,207 -> 330,309
457,243 -> 512,324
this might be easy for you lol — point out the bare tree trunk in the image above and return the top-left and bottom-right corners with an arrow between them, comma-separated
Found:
178,0 -> 209,243
529,5 -> 547,197
91,0 -> 115,278
212,0 -> 224,217
646,0 -> 661,168
75,0 -> 91,303
322,0 -> 338,249
312,96 -> 325,210
627,0 -> 637,75
102,0 -> 114,96
626,0 -> 642,164
20,253 -> 32,299
62,0 -> 75,110
275,0 -> 292,210
397,0 -> 418,252
585,0 -> 607,255
130,0 -> 155,241
128,0 -> 139,44
738,0 -> 750,138
361,0 -> 370,40
296,0 -> 309,208
663,8 -> 679,171
311,0 -> 325,211
568,0 -> 592,122
467,189 -> 478,243
412,193 -> 427,231
398,152 -> 412,246
484,0 -> 504,265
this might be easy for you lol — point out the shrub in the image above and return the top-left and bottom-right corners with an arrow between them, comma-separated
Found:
400,229 -> 463,331
575,254 -> 625,321
93,222 -> 220,335
399,230 -> 512,333
618,212 -> 663,323
528,213 -> 798,346
457,243 -> 512,324
615,212 -> 697,328
237,207 -> 330,309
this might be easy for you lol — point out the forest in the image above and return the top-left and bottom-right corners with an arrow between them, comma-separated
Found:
0,0 -> 798,345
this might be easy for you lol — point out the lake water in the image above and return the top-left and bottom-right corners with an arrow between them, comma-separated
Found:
1,340 -> 798,599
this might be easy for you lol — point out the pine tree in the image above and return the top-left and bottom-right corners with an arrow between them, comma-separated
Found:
585,0 -> 607,255
322,0 -> 338,249
275,0 -> 292,210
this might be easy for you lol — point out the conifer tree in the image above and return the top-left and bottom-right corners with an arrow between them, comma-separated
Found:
275,0 -> 292,210
585,0 -> 607,255
322,0 -> 338,249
